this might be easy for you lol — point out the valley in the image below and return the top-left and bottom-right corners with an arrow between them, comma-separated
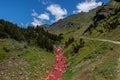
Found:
0,0 -> 120,80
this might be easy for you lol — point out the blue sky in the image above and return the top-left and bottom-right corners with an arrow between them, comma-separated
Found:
0,0 -> 110,27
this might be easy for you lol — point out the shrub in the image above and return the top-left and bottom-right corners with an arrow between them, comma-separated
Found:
65,37 -> 74,47
72,38 -> 85,53
3,47 -> 10,52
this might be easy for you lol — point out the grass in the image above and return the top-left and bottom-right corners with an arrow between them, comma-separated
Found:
0,26 -> 120,80
0,39 -> 55,80
60,13 -> 120,79
0,1 -> 120,79
62,38 -> 120,80
89,48 -> 120,80
21,47 -> 55,79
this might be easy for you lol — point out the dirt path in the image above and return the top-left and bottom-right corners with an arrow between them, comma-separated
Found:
81,37 -> 120,45
44,47 -> 67,80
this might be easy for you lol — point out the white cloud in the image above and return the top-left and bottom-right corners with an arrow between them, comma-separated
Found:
31,4 -> 67,26
31,18 -> 43,27
38,13 -> 49,20
31,10 -> 49,26
47,4 -> 67,21
38,0 -> 50,5
74,0 -> 102,13
32,10 -> 38,17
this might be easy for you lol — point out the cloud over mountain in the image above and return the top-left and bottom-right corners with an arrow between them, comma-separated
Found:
47,4 -> 67,22
31,0 -> 102,26
74,0 -> 102,13
31,18 -> 43,26
31,10 -> 49,26
31,4 -> 67,26
38,13 -> 49,20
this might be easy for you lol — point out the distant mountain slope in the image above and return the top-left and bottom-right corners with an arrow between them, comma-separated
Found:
48,0 -> 120,38
48,8 -> 98,33
84,0 -> 120,38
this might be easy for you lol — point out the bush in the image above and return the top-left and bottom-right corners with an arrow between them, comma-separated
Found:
65,37 -> 74,47
72,38 -> 85,53
3,47 -> 10,52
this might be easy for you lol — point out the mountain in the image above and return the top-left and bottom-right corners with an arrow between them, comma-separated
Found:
48,0 -> 120,37
59,0 -> 120,80
83,0 -> 120,37
0,0 -> 120,80
40,24 -> 50,30
48,9 -> 97,34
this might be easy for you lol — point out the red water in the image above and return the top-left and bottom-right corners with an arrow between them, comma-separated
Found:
45,48 -> 67,80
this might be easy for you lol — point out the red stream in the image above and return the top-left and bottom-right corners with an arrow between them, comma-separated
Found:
44,48 -> 67,80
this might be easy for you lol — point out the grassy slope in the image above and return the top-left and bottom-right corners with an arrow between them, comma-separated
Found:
61,1 -> 120,79
62,38 -> 120,80
49,7 -> 97,35
0,39 -> 54,80
0,1 -> 120,80
84,0 -> 120,40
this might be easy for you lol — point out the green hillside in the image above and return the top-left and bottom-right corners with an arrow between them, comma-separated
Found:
48,6 -> 97,35
0,0 -> 120,80
0,39 -> 54,80
59,0 -> 120,80
84,0 -> 120,38
62,38 -> 120,80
